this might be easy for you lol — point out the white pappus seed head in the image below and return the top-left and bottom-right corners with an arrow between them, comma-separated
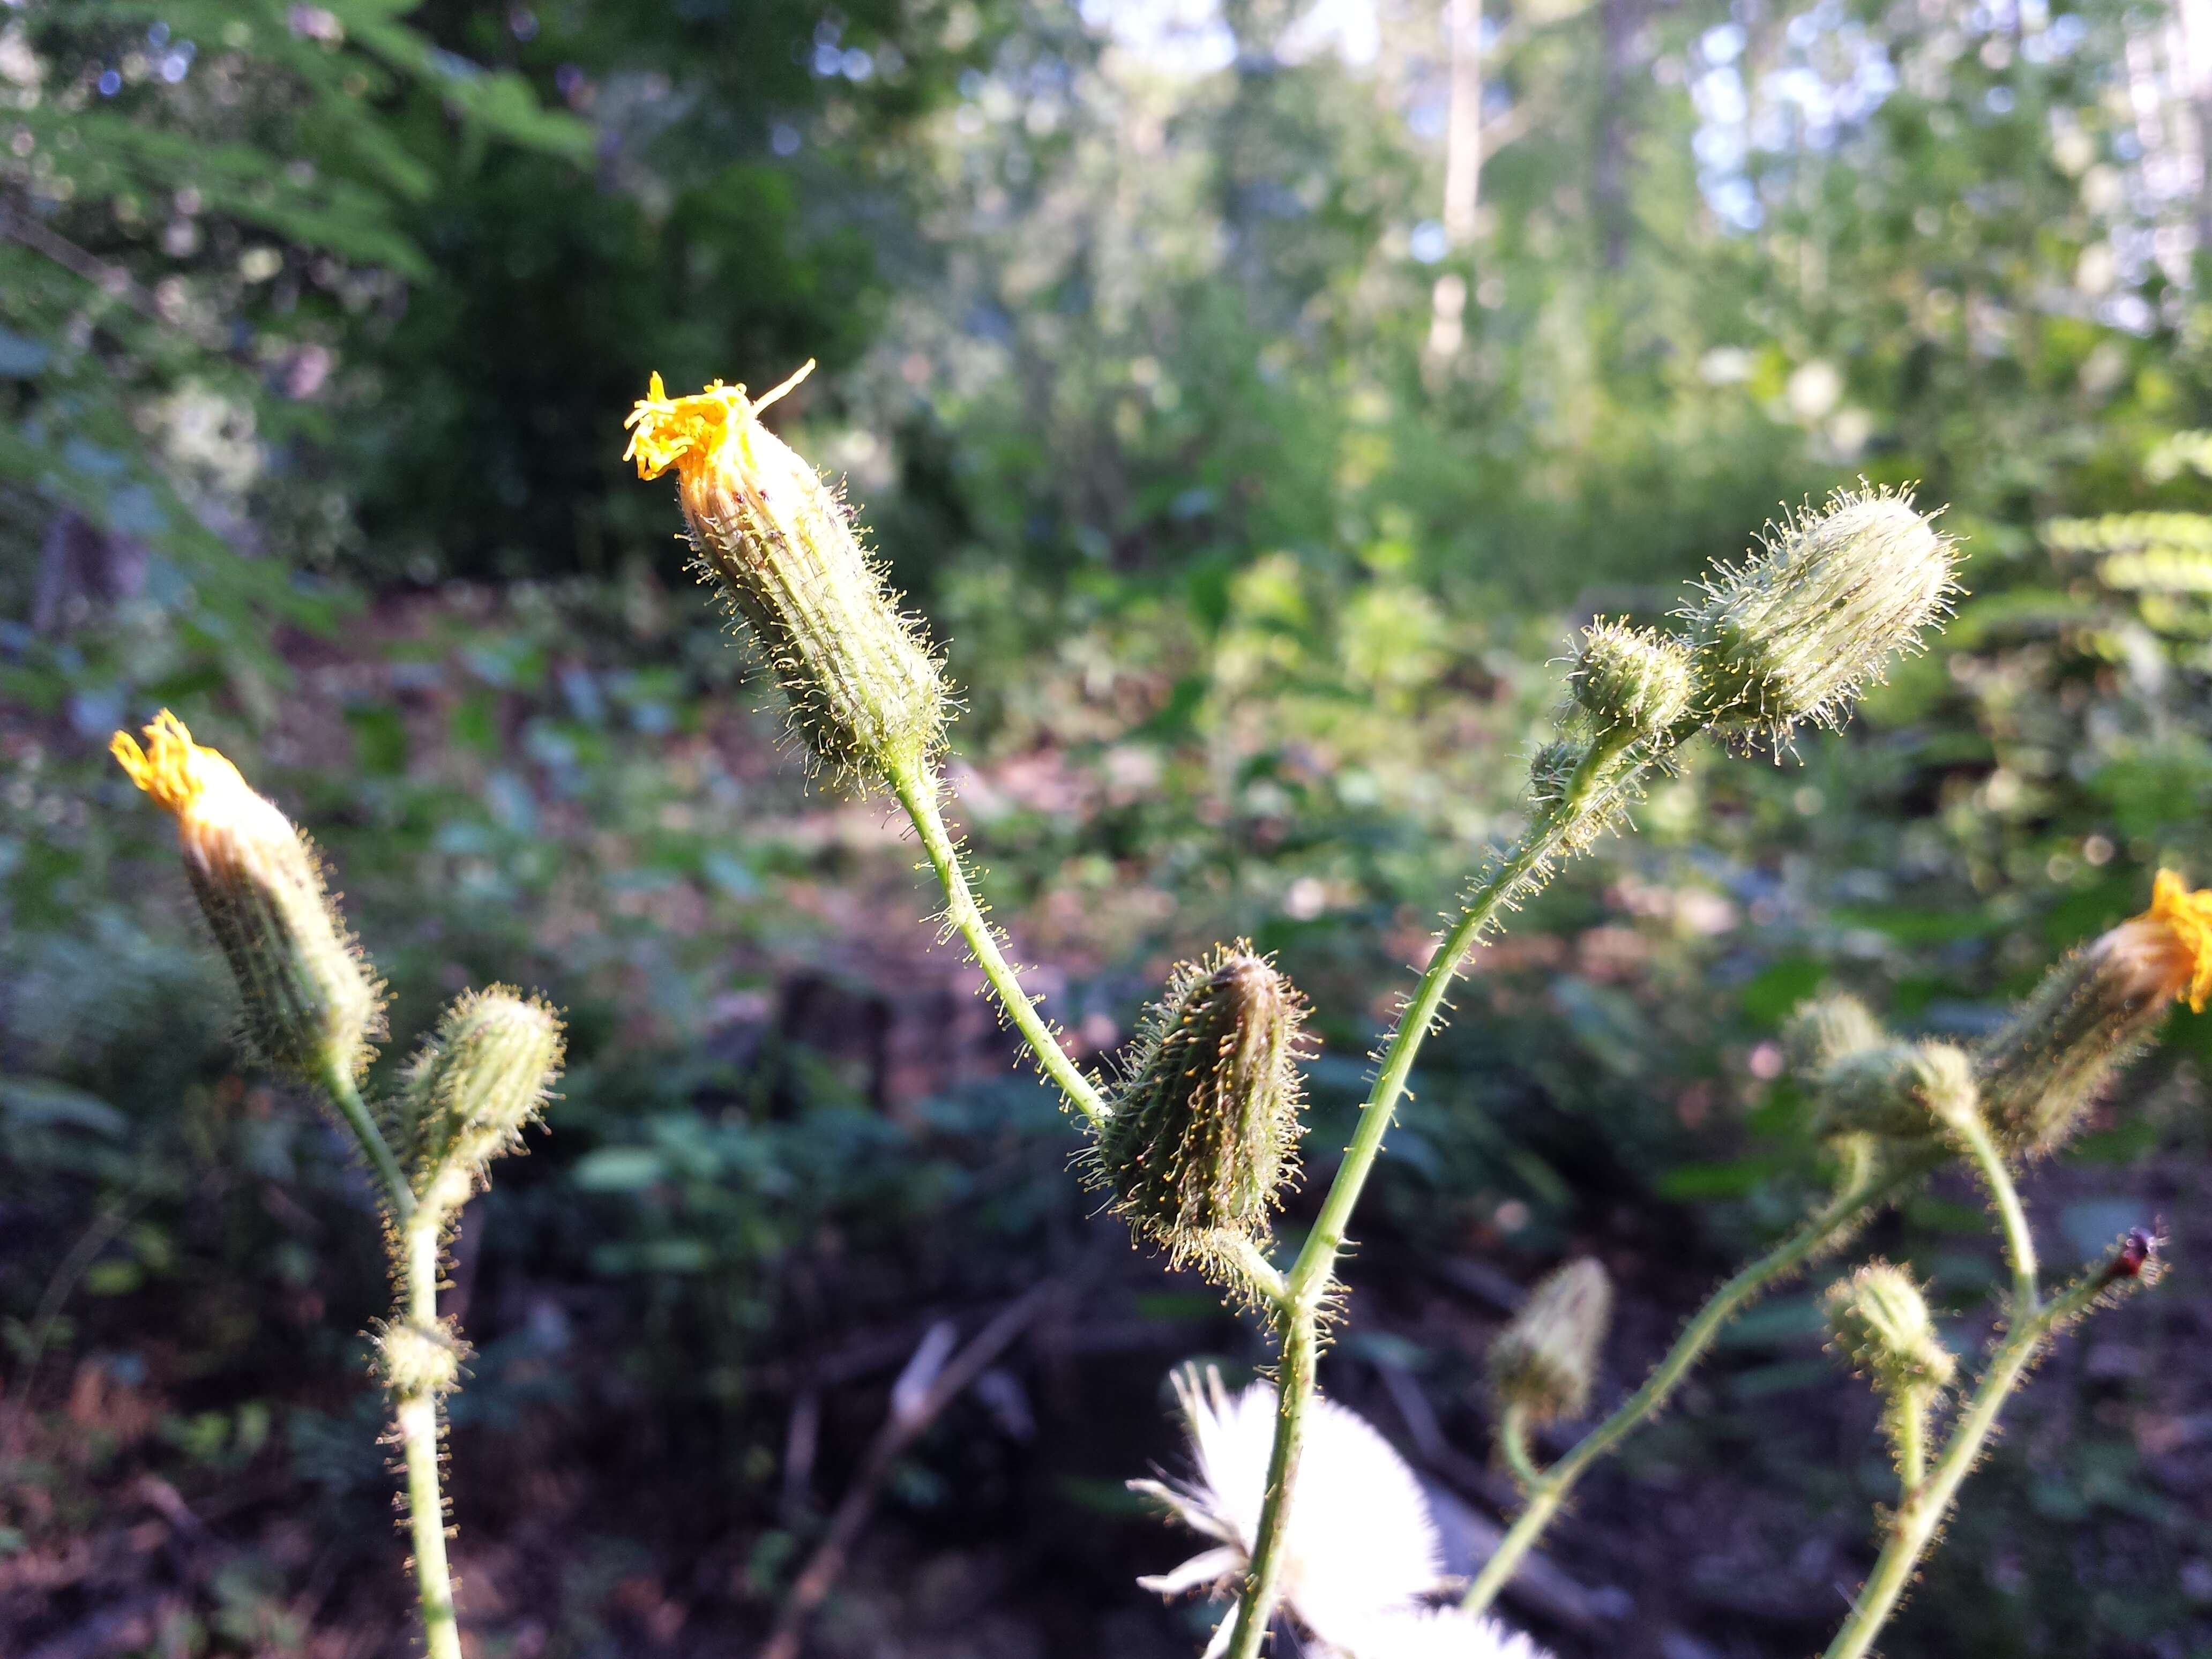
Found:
1130,1365 -> 1554,1659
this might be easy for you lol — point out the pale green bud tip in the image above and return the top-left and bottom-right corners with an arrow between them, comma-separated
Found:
626,369 -> 947,788
1490,1258 -> 1612,1426
1688,487 -> 1958,742
1824,1260 -> 1953,1395
1812,1038 -> 1977,1141
405,987 -> 565,1203
375,1319 -> 465,1398
1978,870 -> 2212,1154
1570,620 -> 1694,736
112,710 -> 384,1081
1093,943 -> 1308,1272
1782,992 -> 1887,1078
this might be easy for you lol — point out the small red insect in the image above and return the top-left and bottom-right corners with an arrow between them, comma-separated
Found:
2104,1224 -> 2161,1283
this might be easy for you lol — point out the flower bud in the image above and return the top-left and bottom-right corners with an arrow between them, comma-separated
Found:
1812,1040 -> 1977,1141
1093,944 -> 1307,1269
1687,487 -> 1957,744
1977,870 -> 2212,1154
402,988 -> 565,1212
1569,620 -> 1694,737
1489,1259 -> 1611,1427
375,1318 -> 466,1399
111,711 -> 383,1082
625,367 -> 947,789
1782,992 -> 1887,1079
1527,739 -> 1584,808
1823,1260 -> 1954,1396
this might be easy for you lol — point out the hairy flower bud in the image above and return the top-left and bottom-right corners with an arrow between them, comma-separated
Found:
1812,1040 -> 1977,1141
375,1318 -> 466,1399
1824,1260 -> 1954,1396
1782,992 -> 1888,1079
1686,487 -> 1957,743
1569,620 -> 1694,737
1093,944 -> 1307,1269
1489,1259 -> 1612,1427
625,367 -> 946,789
112,711 -> 383,1082
1527,739 -> 1585,808
1977,870 -> 2212,1154
402,988 -> 565,1213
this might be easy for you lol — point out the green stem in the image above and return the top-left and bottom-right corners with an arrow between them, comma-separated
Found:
1223,731 -> 1641,1658
1949,1110 -> 2038,1316
1499,1400 -> 1543,1492
889,763 -> 1109,1128
320,1064 -> 414,1221
1821,1271 -> 2109,1659
1463,1152 -> 1929,1615
397,1214 -> 462,1659
1887,1393 -> 1927,1495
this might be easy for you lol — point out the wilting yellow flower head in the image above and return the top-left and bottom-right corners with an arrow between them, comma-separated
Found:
112,711 -> 382,1081
625,365 -> 946,787
1978,869 -> 2212,1153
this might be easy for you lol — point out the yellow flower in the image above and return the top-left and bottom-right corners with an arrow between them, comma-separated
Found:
2140,868 -> 2212,1012
620,364 -> 946,787
111,711 -> 382,1080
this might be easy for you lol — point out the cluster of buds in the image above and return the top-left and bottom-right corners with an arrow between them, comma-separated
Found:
112,711 -> 385,1086
1090,944 -> 1309,1275
625,366 -> 948,791
1489,1258 -> 1613,1429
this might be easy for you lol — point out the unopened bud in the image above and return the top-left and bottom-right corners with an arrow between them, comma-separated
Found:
1527,739 -> 1585,808
1812,1039 -> 1976,1141
111,711 -> 383,1082
1824,1260 -> 1953,1396
1093,944 -> 1307,1270
1570,621 -> 1694,737
375,1319 -> 466,1399
1687,487 -> 1957,744
625,367 -> 947,788
1978,871 -> 2212,1154
1782,993 -> 1887,1078
1489,1259 -> 1611,1426
402,988 -> 564,1211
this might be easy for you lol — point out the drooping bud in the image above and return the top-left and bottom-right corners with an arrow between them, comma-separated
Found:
1977,871 -> 2212,1154
1489,1259 -> 1612,1427
1686,487 -> 1958,744
1569,620 -> 1695,738
1093,944 -> 1307,1270
625,367 -> 947,789
401,988 -> 565,1214
374,1318 -> 466,1399
1823,1260 -> 1954,1397
1782,992 -> 1888,1079
111,711 -> 384,1083
1812,1040 -> 1977,1141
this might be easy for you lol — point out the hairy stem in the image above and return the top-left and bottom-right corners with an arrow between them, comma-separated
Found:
1887,1393 -> 1927,1494
1463,1152 -> 1930,1615
1950,1110 -> 2039,1316
1499,1400 -> 1543,1491
320,1064 -> 414,1221
397,1215 -> 462,1659
1225,731 -> 1641,1658
890,762 -> 1109,1128
1821,1269 -> 2109,1659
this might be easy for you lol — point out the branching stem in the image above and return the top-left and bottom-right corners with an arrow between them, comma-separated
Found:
1498,1400 -> 1543,1492
1461,1150 -> 1930,1616
890,762 -> 1109,1128
1821,1268 -> 2109,1659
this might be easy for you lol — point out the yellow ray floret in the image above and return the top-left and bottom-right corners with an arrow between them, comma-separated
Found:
111,709 -> 253,821
622,362 -> 815,482
2144,868 -> 2212,1012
